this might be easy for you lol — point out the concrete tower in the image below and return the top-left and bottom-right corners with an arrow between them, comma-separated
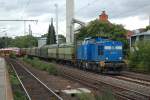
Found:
66,0 -> 74,43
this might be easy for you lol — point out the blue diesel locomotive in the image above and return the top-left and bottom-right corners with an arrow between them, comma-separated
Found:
76,37 -> 124,73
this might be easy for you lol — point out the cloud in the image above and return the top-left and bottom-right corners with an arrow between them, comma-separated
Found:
76,0 -> 150,19
0,0 -> 149,37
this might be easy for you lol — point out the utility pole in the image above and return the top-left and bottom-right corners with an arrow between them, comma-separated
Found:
55,4 -> 59,44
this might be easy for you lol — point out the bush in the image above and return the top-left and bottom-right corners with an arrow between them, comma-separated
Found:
23,57 -> 58,75
14,90 -> 28,100
129,41 -> 150,72
9,52 -> 16,58
47,63 -> 58,75
76,88 -> 115,100
98,89 -> 116,100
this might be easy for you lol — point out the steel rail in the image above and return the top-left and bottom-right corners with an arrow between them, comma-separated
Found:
114,76 -> 150,86
122,71 -> 150,82
10,59 -> 63,100
62,73 -> 132,100
8,61 -> 32,100
59,66 -> 150,100
37,60 -> 150,99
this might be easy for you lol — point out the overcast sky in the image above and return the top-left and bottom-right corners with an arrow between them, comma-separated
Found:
0,0 -> 150,37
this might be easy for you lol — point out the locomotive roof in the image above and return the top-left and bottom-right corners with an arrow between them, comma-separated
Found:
42,43 -> 74,48
59,43 -> 73,47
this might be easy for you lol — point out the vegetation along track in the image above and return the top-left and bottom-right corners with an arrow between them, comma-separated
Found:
55,64 -> 150,100
6,58 -> 63,100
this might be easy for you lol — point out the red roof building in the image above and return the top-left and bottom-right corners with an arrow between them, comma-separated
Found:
98,11 -> 133,39
99,11 -> 109,22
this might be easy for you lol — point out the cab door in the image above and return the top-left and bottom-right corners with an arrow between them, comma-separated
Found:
96,44 -> 105,61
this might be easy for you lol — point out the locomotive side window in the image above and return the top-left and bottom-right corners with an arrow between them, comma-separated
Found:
98,45 -> 104,55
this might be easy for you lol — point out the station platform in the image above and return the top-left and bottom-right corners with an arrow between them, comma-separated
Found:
0,58 -> 13,100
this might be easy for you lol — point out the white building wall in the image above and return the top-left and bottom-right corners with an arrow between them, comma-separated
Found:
38,37 -> 47,47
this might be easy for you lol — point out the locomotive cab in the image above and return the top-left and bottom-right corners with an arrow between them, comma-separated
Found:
97,41 -> 124,73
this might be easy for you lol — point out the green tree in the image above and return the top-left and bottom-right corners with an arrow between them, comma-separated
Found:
129,41 -> 150,72
146,25 -> 150,31
58,34 -> 66,44
46,19 -> 56,45
77,19 -> 127,40
11,35 -> 37,48
0,37 -> 13,48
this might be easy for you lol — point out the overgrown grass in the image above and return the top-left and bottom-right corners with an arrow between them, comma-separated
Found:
13,90 -> 28,100
10,74 -> 20,85
23,57 -> 58,75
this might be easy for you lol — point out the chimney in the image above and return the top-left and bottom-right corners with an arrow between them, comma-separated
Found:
99,11 -> 108,22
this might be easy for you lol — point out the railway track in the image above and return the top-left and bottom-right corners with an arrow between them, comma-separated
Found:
122,71 -> 150,82
113,75 -> 150,86
6,58 -> 63,100
56,64 -> 150,100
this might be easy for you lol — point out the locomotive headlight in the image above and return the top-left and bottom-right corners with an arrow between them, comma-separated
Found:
106,57 -> 108,60
119,57 -> 122,60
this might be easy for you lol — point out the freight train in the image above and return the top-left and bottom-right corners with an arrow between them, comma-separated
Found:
22,37 -> 125,74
